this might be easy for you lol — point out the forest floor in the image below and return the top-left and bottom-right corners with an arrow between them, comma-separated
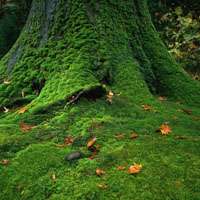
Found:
0,95 -> 199,200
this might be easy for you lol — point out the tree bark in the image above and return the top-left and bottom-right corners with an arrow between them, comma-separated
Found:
0,0 -> 199,111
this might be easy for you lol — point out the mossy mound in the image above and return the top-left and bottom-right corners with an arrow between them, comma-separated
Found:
0,96 -> 200,200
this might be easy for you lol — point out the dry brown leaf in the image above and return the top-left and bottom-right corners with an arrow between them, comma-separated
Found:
55,136 -> 74,148
18,106 -> 28,114
142,104 -> 152,111
128,164 -> 142,174
0,159 -> 10,166
20,122 -> 35,132
87,137 -> 97,148
130,132 -> 138,140
64,136 -> 74,146
96,168 -> 105,176
107,90 -> 114,103
158,124 -> 172,135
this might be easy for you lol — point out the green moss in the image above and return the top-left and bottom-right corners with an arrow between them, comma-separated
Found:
0,0 -> 200,199
0,143 -> 67,200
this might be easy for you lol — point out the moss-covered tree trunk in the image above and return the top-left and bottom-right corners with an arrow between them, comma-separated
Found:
0,0 -> 199,111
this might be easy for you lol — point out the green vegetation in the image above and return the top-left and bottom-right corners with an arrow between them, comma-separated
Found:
149,0 -> 200,79
0,0 -> 199,199
0,95 -> 200,200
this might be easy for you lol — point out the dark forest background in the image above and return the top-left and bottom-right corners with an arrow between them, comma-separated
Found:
0,0 -> 32,58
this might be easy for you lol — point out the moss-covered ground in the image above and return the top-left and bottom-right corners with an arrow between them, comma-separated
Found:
0,94 -> 199,200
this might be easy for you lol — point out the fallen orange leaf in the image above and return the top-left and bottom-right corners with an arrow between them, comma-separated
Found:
158,124 -> 172,135
128,164 -> 142,174
87,137 -> 97,148
96,168 -> 105,176
55,136 -> 75,148
20,122 -> 35,132
18,106 -> 28,114
142,104 -> 152,111
130,132 -> 138,140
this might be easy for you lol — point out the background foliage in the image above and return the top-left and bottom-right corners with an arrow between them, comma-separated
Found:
149,0 -> 200,79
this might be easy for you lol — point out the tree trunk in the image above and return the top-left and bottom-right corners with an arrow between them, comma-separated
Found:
0,0 -> 199,111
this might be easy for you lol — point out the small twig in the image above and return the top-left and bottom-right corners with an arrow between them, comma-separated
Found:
64,90 -> 84,108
